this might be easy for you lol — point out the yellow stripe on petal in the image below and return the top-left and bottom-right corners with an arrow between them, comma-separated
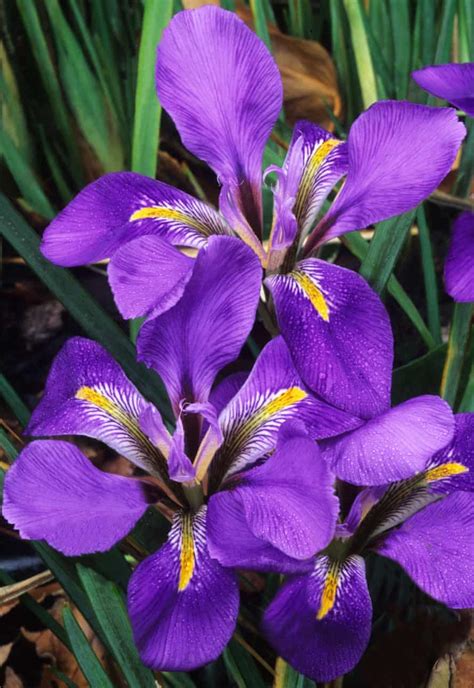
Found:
291,270 -> 330,322
295,138 -> 341,221
424,462 -> 468,483
129,206 -> 213,237
317,563 -> 340,620
76,386 -> 134,427
178,514 -> 195,591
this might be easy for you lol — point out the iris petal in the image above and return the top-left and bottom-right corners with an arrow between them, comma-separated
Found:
128,507 -> 238,671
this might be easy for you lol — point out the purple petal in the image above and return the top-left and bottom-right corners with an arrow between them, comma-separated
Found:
425,413 -> 474,494
41,172 -> 230,267
156,6 -> 282,241
168,416 -> 196,483
263,555 -> 372,682
2,440 -> 153,555
209,336 -> 360,486
108,236 -> 194,320
310,101 -> 466,247
266,259 -> 393,418
268,121 -> 347,255
322,396 -> 455,485
209,372 -> 248,416
209,422 -> 338,563
444,212 -> 474,302
377,492 -> 474,608
138,236 -> 261,413
207,485 -> 311,574
26,337 -> 167,478
128,508 -> 238,671
412,63 -> 474,117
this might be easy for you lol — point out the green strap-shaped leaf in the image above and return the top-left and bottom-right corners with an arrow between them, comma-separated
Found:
63,606 -> 115,688
0,373 -> 31,427
76,564 -> 156,688
222,638 -> 267,688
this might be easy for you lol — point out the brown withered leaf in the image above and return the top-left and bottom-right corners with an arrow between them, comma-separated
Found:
182,1 -> 341,130
4,666 -> 23,688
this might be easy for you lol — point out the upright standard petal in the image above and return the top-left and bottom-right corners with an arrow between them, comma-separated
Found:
267,259 -> 393,418
307,101 -> 466,248
268,121 -> 348,253
321,396 -> 455,485
207,422 -> 338,566
41,172 -> 230,266
156,6 -> 282,241
377,492 -> 474,609
128,508 -> 239,671
263,555 -> 372,682
3,441 -> 155,556
26,337 -> 167,478
138,236 -> 261,413
444,212 -> 474,302
208,336 -> 360,488
412,63 -> 474,117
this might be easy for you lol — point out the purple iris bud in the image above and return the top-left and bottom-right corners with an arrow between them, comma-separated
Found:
263,413 -> 474,682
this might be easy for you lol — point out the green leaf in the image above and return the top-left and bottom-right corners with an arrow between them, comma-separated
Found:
416,206 -> 442,345
392,344 -> 448,405
63,606 -> 115,688
388,0 -> 410,98
249,0 -> 272,50
76,564 -> 156,688
344,231 -> 436,349
162,672 -> 197,687
0,428 -> 18,463
440,303 -> 473,408
273,657 -> 315,688
0,128 -> 55,219
131,0 -> 173,176
15,0 -> 83,184
0,373 -> 31,427
359,211 -> 415,294
223,638 -> 267,688
0,194 -> 172,420
342,0 -> 378,107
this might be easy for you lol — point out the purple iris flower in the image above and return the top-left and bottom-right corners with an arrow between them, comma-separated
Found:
3,236 -> 345,670
412,63 -> 474,303
412,62 -> 474,117
40,6 -> 466,420
263,413 -> 474,682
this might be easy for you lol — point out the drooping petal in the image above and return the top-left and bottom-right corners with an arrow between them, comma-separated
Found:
156,6 -> 282,242
41,172 -> 231,267
266,259 -> 393,418
412,63 -> 474,117
26,337 -> 167,478
206,485 -> 311,574
268,121 -> 348,254
444,212 -> 474,302
138,236 -> 261,413
3,441 -> 155,556
208,336 -> 361,488
208,421 -> 338,564
263,555 -> 372,682
128,508 -> 239,671
108,236 -> 194,320
423,413 -> 474,494
377,492 -> 474,609
321,396 -> 455,485
308,101 -> 466,248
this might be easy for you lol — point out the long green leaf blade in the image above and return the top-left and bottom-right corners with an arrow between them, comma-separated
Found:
77,564 -> 156,688
63,607 -> 115,688
131,0 -> 173,176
